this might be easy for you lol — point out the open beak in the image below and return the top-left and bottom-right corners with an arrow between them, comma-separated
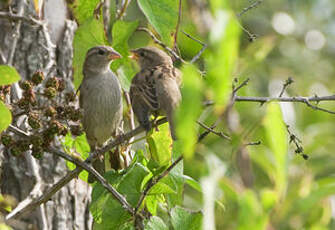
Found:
108,51 -> 122,60
128,50 -> 139,60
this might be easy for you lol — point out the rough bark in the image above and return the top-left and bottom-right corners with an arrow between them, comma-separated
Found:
0,0 -> 92,229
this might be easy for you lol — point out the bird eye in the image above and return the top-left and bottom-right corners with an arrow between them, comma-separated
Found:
139,51 -> 145,57
98,49 -> 105,55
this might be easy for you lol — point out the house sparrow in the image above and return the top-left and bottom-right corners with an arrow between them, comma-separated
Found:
79,46 -> 122,183
129,47 -> 182,140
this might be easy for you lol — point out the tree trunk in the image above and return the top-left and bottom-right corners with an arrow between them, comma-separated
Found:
0,0 -> 92,229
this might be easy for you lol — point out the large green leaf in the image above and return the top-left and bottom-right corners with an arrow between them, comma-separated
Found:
145,216 -> 168,230
147,122 -> 172,166
111,20 -> 139,91
73,18 -> 106,89
137,0 -> 178,44
68,0 -> 100,24
237,190 -> 268,230
63,133 -> 90,181
206,10 -> 240,112
0,101 -> 11,133
175,64 -> 203,159
264,103 -> 288,194
91,163 -> 150,228
0,65 -> 21,86
171,206 -> 203,230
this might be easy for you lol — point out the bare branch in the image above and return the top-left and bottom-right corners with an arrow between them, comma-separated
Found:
279,77 -> 294,97
6,118 -> 168,220
181,31 -> 207,63
237,0 -> 263,17
116,0 -> 130,20
136,27 -> 186,63
134,156 -> 183,213
196,121 -> 231,141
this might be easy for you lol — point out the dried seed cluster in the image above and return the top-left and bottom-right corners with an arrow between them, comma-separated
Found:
0,71 -> 83,159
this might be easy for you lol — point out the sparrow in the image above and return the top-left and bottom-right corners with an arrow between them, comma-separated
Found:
79,46 -> 122,183
129,47 -> 182,140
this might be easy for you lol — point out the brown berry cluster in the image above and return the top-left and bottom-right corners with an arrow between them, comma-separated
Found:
0,85 -> 11,102
0,71 -> 84,159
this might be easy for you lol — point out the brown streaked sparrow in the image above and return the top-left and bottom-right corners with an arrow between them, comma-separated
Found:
129,47 -> 182,140
79,46 -> 122,183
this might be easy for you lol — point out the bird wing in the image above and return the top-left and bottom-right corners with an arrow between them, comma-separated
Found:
130,68 -> 160,111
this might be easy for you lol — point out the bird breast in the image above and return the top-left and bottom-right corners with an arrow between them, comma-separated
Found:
81,73 -> 122,145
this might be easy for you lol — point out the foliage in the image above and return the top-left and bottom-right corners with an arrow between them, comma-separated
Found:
2,0 -> 335,229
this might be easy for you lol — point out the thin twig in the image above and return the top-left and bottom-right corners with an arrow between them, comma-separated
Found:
0,11 -> 43,26
136,27 -> 186,63
279,77 -> 294,97
6,118 -> 168,220
196,121 -> 231,141
203,95 -> 335,115
181,30 -> 207,63
116,0 -> 130,20
237,0 -> 263,17
134,156 -> 183,213
47,147 -> 134,214
233,78 -> 250,94
198,78 -> 250,142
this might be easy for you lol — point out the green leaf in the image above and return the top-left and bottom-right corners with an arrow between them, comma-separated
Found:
147,122 -> 172,166
149,181 -> 176,195
183,175 -> 201,192
90,163 -> 150,228
145,216 -> 168,230
63,133 -> 90,181
145,195 -> 159,216
164,157 -> 184,207
73,18 -> 106,89
171,206 -> 203,230
111,20 -> 139,91
0,101 -> 11,133
0,65 -> 21,86
237,190 -> 268,230
68,0 -> 100,24
206,10 -> 240,112
137,0 -> 178,44
175,64 -> 203,159
264,103 -> 288,194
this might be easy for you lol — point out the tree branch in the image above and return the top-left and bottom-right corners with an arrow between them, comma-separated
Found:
6,118 -> 168,220
134,156 -> 183,213
136,27 -> 186,63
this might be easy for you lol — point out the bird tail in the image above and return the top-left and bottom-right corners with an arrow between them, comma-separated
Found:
167,110 -> 177,140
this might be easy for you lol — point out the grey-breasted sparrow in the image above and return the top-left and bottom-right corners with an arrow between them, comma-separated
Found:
79,46 -> 122,183
129,47 -> 182,140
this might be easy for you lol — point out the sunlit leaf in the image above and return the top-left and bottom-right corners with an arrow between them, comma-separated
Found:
137,0 -> 178,44
0,101 -> 11,134
264,103 -> 288,194
0,65 -> 21,86
145,216 -> 168,230
237,190 -> 268,230
206,10 -> 240,112
171,206 -> 202,230
175,64 -> 203,159
147,122 -> 172,166
68,0 -> 100,24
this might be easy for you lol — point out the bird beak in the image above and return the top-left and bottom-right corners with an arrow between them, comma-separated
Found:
128,50 -> 139,60
108,51 -> 122,60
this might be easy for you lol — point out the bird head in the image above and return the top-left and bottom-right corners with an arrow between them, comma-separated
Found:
129,47 -> 172,69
